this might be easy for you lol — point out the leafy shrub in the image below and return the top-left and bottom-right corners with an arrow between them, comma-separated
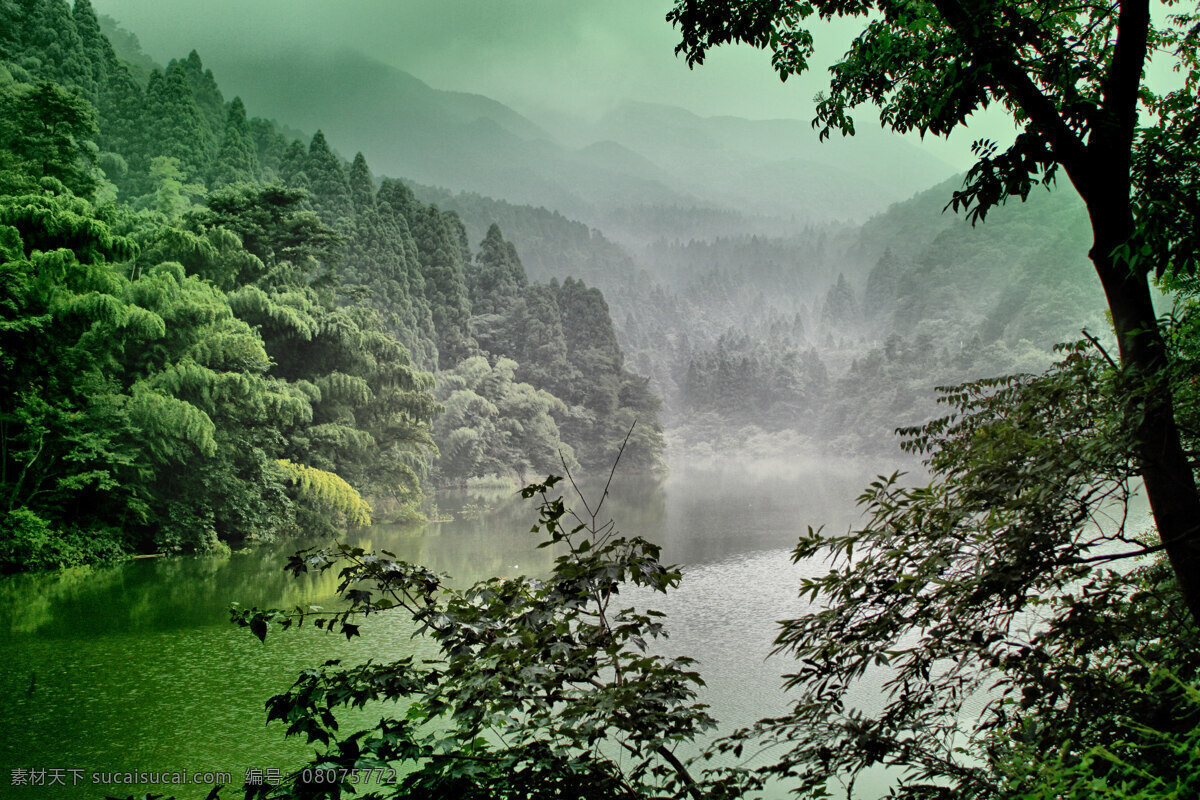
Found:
231,467 -> 717,799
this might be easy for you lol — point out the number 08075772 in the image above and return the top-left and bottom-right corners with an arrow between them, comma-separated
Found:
300,768 -> 398,784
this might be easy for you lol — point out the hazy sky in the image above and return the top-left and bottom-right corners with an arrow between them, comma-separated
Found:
91,0 -> 1016,169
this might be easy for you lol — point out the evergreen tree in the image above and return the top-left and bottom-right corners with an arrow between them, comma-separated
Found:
277,138 -> 308,187
408,204 -> 475,367
144,61 -> 210,184
555,276 -> 622,415
303,130 -> 353,229
375,179 -> 434,345
178,49 -> 223,150
863,249 -> 901,332
467,223 -> 526,316
376,175 -> 420,221
246,117 -> 289,180
500,285 -> 577,398
70,0 -> 108,101
820,273 -> 858,329
89,68 -> 143,193
346,151 -> 374,214
207,96 -> 259,188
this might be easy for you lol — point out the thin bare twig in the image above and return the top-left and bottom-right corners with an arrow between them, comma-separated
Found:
1081,328 -> 1119,369
1068,542 -> 1165,564
594,420 -> 637,523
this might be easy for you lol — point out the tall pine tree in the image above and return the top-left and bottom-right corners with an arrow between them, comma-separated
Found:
144,61 -> 210,185
408,204 -> 475,367
207,96 -> 259,188
178,49 -> 223,151
303,130 -> 353,229
467,223 -> 526,316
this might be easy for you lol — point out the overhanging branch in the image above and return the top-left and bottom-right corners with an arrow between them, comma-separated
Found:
930,0 -> 1091,178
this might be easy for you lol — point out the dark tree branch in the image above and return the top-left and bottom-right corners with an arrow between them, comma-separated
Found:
1082,328 -> 1120,369
930,0 -> 1091,175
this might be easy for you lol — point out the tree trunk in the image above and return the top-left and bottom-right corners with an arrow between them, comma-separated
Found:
1057,0 -> 1200,619
1090,229 -> 1200,622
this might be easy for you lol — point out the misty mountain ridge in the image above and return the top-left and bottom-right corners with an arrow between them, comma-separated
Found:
183,46 -> 957,246
414,165 -> 1106,462
579,99 -> 956,203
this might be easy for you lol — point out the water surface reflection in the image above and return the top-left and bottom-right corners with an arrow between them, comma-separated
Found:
0,459 -> 884,798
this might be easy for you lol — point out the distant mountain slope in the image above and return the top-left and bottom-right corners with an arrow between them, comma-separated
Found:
579,101 -> 959,229
196,49 -> 699,220
590,102 -> 951,191
191,49 -> 957,245
221,48 -> 545,139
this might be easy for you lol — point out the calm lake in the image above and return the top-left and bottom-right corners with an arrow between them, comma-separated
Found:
0,459 -> 896,799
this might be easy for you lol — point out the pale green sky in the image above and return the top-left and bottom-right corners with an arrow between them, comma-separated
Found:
92,0 -> 1020,169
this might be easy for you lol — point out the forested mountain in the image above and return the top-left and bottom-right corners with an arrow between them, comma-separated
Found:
665,183 -> 1109,454
565,100 -> 958,243
418,173 -> 1108,458
0,0 -> 1118,575
410,185 -> 695,410
71,7 -> 1102,459
0,0 -> 662,571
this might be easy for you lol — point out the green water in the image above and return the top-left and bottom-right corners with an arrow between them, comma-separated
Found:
0,462 -> 875,799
